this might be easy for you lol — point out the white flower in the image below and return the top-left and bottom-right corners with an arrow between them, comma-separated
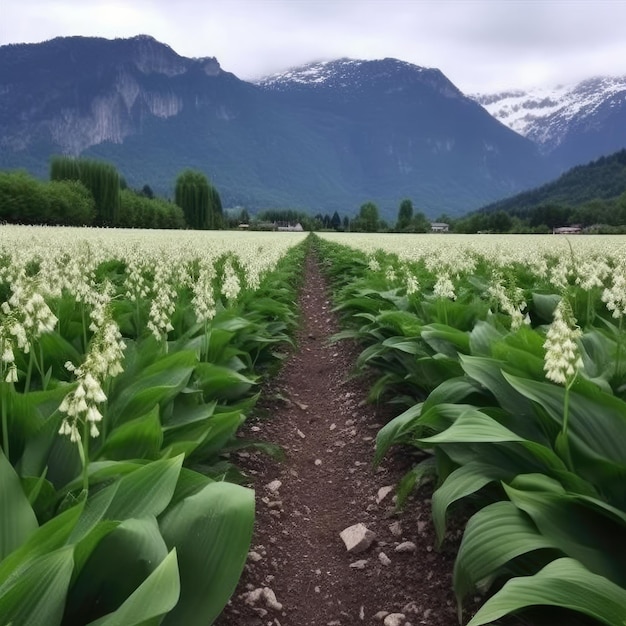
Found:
433,273 -> 456,300
543,299 -> 583,386
5,365 -> 18,383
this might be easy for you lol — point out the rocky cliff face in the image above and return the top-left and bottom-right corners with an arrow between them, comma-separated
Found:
0,36 -> 556,216
0,35 -> 218,155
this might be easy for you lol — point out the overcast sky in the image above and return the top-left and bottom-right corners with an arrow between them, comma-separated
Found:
1,0 -> 625,93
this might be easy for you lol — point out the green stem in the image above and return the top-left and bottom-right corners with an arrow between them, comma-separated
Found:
24,350 -> 34,394
1,387 -> 8,461
563,380 -> 572,439
80,419 -> 90,494
615,317 -> 623,381
81,305 -> 88,353
39,344 -> 47,390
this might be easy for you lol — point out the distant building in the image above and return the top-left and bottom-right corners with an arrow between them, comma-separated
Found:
553,226 -> 582,235
276,222 -> 304,232
430,222 -> 449,233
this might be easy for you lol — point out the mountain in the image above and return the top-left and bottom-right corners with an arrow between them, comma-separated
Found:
480,148 -> 626,215
473,76 -> 626,169
0,36 -> 555,218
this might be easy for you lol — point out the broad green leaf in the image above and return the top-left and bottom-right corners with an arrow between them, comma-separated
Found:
108,350 -> 197,426
86,548 -> 180,626
504,481 -> 626,587
160,481 -> 254,626
458,355 -> 540,432
467,558 -> 626,626
97,405 -> 163,461
453,501 -> 556,603
420,409 -> 526,446
395,456 -> 436,508
422,377 -> 485,414
65,516 -> 169,625
0,545 -> 74,626
421,323 -> 471,356
0,502 -> 82,587
381,336 -> 422,355
468,320 -> 505,357
188,410 -> 246,463
531,292 -> 560,322
194,363 -> 255,401
432,462 -> 510,546
0,448 -> 38,560
374,403 -> 423,465
503,372 -> 626,465
104,455 -> 183,520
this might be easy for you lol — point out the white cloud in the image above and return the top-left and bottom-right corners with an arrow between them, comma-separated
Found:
1,0 -> 625,92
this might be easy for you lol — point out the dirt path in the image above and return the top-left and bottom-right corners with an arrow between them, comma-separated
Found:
216,250 -> 459,626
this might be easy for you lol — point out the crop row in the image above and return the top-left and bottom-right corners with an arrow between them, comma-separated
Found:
0,226 -> 307,625
315,233 -> 626,626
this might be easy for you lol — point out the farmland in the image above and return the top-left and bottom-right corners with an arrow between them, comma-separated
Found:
316,232 -> 626,625
0,226 -> 625,625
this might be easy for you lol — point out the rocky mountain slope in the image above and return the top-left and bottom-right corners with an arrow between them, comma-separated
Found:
473,76 -> 626,169
0,36 -> 563,217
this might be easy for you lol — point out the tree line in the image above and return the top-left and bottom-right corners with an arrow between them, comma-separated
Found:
0,157 -> 223,230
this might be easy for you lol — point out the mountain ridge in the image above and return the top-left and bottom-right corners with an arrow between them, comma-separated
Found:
1,35 -> 621,218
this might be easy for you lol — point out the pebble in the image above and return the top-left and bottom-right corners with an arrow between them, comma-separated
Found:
265,480 -> 282,493
384,614 -> 406,626
315,459 -> 323,466
389,521 -> 402,537
349,559 -> 368,569
376,485 -> 394,504
395,541 -> 417,553
339,523 -> 376,553
378,552 -> 391,566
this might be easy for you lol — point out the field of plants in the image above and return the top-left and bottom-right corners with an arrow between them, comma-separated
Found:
316,233 -> 626,625
0,225 -> 307,625
1,225 -> 625,626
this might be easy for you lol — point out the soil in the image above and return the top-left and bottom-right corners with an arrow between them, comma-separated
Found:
216,250 -> 461,626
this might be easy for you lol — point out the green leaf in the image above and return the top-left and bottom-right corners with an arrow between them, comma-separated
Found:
420,409 -> 526,446
188,410 -> 246,463
160,481 -> 254,626
108,350 -> 197,426
0,448 -> 38,560
194,363 -> 255,401
421,323 -> 471,356
453,501 -> 556,604
86,549 -> 180,626
104,455 -> 183,520
0,546 -> 74,626
467,558 -> 626,626
98,405 -> 163,461
65,516 -> 169,625
395,457 -> 436,508
432,461 -> 510,546
0,502 -> 82,587
503,480 -> 626,587
503,372 -> 626,465
374,403 -> 423,465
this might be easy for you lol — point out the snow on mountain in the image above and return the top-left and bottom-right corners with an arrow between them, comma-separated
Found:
473,76 -> 626,149
255,57 -> 463,98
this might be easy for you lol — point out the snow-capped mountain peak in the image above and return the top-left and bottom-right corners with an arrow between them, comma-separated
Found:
254,57 -> 462,98
472,76 -> 626,148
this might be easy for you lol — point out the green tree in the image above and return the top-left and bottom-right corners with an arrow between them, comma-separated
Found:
50,156 -> 120,226
175,170 -> 211,229
396,198 -> 413,231
357,202 -> 380,232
